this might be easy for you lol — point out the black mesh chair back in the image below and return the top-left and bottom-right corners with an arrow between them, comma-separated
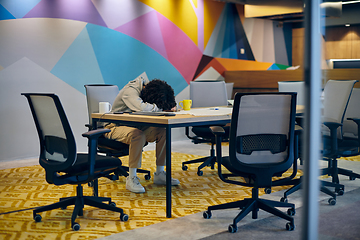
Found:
85,84 -> 119,126
182,81 -> 230,175
229,93 -> 296,187
84,84 -> 129,156
320,80 -> 360,199
22,93 -> 129,231
84,84 -> 151,180
23,93 -> 77,179
204,92 -> 297,233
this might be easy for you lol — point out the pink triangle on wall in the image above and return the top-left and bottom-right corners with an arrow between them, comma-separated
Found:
115,10 -> 168,59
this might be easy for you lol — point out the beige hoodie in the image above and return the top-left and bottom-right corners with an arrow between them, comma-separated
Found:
111,75 -> 161,113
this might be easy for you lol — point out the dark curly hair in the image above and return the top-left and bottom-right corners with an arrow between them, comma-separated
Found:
140,79 -> 176,111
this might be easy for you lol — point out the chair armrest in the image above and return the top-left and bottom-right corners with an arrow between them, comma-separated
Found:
347,117 -> 360,125
210,126 -> 225,136
82,129 -> 111,181
347,117 -> 360,143
85,123 -> 93,130
323,121 -> 342,131
322,121 -> 342,154
82,129 -> 110,140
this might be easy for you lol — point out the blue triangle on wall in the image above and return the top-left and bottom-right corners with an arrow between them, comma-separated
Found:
0,5 -> 16,20
221,3 -> 255,61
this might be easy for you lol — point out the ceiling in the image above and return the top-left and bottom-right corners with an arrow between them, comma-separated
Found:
214,0 -> 360,26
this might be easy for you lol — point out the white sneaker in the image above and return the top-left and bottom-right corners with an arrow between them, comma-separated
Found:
126,176 -> 145,193
153,171 -> 180,186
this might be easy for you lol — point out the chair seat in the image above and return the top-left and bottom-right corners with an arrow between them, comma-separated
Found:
98,136 -> 130,156
221,156 -> 252,179
67,154 -> 122,174
221,156 -> 287,187
323,136 -> 359,157
54,154 -> 123,185
192,125 -> 230,142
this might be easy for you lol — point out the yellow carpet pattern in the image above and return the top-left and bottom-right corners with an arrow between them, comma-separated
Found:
340,155 -> 360,162
0,151 -> 302,240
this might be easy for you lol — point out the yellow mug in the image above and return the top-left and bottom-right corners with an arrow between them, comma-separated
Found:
179,99 -> 192,111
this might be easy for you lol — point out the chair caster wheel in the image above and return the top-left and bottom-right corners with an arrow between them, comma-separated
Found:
144,174 -> 151,180
110,174 -> 119,181
328,198 -> 336,205
337,189 -> 344,196
203,211 -> 212,219
72,222 -> 80,231
197,170 -> 203,176
264,188 -> 271,194
34,214 -> 42,222
182,165 -> 188,171
286,222 -> 295,231
350,176 -> 356,180
109,201 -> 116,207
287,208 -> 296,216
228,224 -> 238,233
120,213 -> 129,222
280,197 -> 288,203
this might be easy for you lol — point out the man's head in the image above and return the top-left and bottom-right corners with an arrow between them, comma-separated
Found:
140,79 -> 176,111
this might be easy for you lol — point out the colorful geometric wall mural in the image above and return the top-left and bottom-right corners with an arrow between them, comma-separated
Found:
0,0 -> 293,161
0,0 -> 292,91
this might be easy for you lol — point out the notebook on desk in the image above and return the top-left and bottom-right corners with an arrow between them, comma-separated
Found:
129,111 -> 176,116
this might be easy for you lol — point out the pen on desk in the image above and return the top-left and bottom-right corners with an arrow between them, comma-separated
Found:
210,108 -> 219,110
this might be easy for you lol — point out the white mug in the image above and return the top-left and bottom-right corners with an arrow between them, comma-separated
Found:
99,102 -> 112,113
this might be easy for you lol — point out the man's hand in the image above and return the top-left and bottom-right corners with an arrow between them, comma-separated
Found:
164,106 -> 177,112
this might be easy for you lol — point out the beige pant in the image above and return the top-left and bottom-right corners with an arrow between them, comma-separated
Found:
104,123 -> 166,168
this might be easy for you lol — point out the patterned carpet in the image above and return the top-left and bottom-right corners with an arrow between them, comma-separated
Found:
0,151 -> 306,240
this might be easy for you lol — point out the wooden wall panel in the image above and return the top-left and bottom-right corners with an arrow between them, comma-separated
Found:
226,70 -> 303,89
225,69 -> 360,93
325,26 -> 352,59
293,26 -> 360,66
292,28 -> 304,67
351,26 -> 360,59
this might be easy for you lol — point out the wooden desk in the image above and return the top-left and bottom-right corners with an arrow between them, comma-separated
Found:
91,112 -> 231,218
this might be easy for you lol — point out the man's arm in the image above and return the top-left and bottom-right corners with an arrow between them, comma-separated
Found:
122,87 -> 161,112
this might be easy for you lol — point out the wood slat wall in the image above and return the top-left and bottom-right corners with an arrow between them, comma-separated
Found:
225,69 -> 360,94
325,25 -> 360,59
293,25 -> 360,66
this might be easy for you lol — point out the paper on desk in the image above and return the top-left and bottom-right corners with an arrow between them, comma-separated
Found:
176,107 -> 232,116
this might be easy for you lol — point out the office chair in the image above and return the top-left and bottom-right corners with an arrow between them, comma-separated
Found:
343,88 -> 360,141
226,82 -> 234,100
204,92 -> 297,233
320,80 -> 358,199
278,81 -> 305,106
22,93 -> 129,231
84,84 -> 151,180
322,83 -> 360,185
281,80 -> 357,205
182,81 -> 230,176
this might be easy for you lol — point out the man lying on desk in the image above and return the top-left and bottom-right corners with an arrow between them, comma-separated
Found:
104,75 -> 179,193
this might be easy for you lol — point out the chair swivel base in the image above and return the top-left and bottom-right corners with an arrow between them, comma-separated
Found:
322,157 -> 360,184
204,189 -> 295,233
324,167 -> 360,182
182,156 -> 216,176
33,184 -> 128,231
122,166 -> 151,180
281,176 -> 344,205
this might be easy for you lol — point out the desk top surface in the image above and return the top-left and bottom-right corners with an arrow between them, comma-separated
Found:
92,105 -> 303,125
91,111 -> 231,125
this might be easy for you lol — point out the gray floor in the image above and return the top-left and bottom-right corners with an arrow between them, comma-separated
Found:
2,140 -> 360,240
